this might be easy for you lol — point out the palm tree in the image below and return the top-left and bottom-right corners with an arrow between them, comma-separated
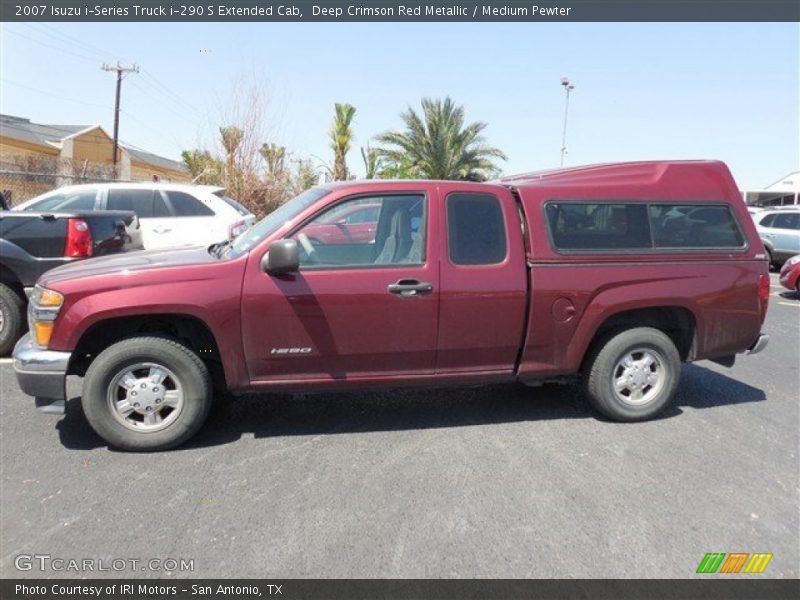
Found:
329,103 -> 356,181
260,143 -> 287,181
360,144 -> 382,179
181,149 -> 223,184
219,126 -> 244,179
293,159 -> 320,193
376,97 -> 506,181
182,149 -> 210,179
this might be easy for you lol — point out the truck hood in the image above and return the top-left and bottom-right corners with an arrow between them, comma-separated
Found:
39,245 -> 219,287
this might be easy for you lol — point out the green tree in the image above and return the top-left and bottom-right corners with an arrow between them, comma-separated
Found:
219,126 -> 244,178
360,145 -> 383,179
329,103 -> 356,181
376,97 -> 506,181
292,159 -> 319,193
181,149 -> 223,184
260,143 -> 287,181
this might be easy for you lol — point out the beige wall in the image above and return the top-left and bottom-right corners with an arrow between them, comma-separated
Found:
69,128 -> 120,164
0,130 -> 189,204
131,161 -> 191,183
0,136 -> 59,165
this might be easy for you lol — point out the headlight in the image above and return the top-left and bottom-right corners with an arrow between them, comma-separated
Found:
28,285 -> 63,347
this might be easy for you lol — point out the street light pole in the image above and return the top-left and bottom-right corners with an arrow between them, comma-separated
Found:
560,77 -> 575,167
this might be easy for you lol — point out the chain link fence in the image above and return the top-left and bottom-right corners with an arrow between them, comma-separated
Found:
0,155 -> 122,207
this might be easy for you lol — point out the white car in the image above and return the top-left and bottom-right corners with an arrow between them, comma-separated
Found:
13,183 -> 255,250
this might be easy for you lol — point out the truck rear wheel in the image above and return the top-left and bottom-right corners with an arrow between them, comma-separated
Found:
584,327 -> 681,421
0,282 -> 25,356
82,337 -> 212,451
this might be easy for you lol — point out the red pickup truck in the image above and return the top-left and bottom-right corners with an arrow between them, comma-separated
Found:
13,161 -> 770,450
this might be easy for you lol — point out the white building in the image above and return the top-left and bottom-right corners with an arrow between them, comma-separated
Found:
744,171 -> 800,207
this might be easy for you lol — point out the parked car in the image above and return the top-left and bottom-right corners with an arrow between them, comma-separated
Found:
302,200 -> 380,245
13,183 -> 255,250
13,160 -> 770,451
779,255 -> 800,294
752,207 -> 800,267
0,209 -> 142,354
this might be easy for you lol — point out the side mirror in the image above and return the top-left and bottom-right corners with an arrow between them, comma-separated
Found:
262,239 -> 299,275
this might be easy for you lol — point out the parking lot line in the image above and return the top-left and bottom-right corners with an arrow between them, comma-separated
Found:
0,358 -> 12,364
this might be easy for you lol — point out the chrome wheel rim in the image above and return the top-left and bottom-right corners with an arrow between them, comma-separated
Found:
107,363 -> 184,432
612,348 -> 665,406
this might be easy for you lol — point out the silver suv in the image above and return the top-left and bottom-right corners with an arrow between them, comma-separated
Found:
752,207 -> 800,267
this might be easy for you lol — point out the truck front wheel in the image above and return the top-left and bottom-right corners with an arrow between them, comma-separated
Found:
82,337 -> 212,451
0,282 -> 25,356
584,327 -> 681,421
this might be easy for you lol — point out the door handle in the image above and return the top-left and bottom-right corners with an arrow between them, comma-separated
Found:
387,279 -> 433,296
153,226 -> 172,234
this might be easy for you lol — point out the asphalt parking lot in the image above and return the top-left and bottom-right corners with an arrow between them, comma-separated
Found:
1,273 -> 797,579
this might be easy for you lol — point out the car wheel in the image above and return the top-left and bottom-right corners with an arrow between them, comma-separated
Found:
82,337 -> 212,451
765,248 -> 775,271
584,327 -> 681,421
0,282 -> 25,356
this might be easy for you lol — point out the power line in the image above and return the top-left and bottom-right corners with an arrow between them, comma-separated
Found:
3,27 -> 102,64
1,78 -> 111,110
127,79 -> 200,124
24,23 -> 111,62
140,69 -> 201,115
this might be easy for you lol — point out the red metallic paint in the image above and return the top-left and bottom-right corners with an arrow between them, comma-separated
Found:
779,258 -> 800,292
39,161 -> 768,394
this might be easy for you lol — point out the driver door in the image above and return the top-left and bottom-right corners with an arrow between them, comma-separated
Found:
241,190 -> 440,383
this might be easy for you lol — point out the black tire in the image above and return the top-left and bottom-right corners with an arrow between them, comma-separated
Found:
765,247 -> 775,272
0,282 -> 25,356
584,327 -> 681,422
82,336 -> 212,451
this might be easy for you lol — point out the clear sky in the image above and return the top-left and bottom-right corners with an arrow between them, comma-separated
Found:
1,22 -> 797,189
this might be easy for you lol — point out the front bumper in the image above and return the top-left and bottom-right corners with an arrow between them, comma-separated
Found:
745,333 -> 770,356
12,333 -> 72,414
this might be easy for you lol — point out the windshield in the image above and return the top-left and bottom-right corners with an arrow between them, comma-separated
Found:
19,188 -> 98,212
226,186 -> 331,257
214,191 -> 251,216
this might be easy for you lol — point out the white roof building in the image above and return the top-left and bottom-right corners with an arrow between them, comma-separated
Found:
744,171 -> 799,207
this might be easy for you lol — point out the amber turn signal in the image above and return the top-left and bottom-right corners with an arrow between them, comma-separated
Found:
33,321 -> 55,347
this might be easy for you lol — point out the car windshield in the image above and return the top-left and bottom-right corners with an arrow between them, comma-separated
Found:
226,187 -> 331,257
214,191 -> 251,216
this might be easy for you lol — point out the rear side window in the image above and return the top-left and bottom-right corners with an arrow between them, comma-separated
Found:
758,214 -> 776,227
107,189 -> 169,219
545,203 -> 651,250
164,191 -> 214,217
447,193 -> 507,265
545,201 -> 745,251
772,213 -> 800,230
649,205 -> 744,248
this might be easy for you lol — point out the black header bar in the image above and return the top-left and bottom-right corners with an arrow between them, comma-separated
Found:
2,0 -> 799,22
3,579 -> 800,600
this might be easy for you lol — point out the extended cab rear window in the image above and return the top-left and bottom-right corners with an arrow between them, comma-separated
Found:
545,202 -> 745,251
447,193 -> 507,265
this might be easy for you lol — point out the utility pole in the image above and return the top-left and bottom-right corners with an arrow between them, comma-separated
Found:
560,77 -> 575,167
102,62 -> 139,174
